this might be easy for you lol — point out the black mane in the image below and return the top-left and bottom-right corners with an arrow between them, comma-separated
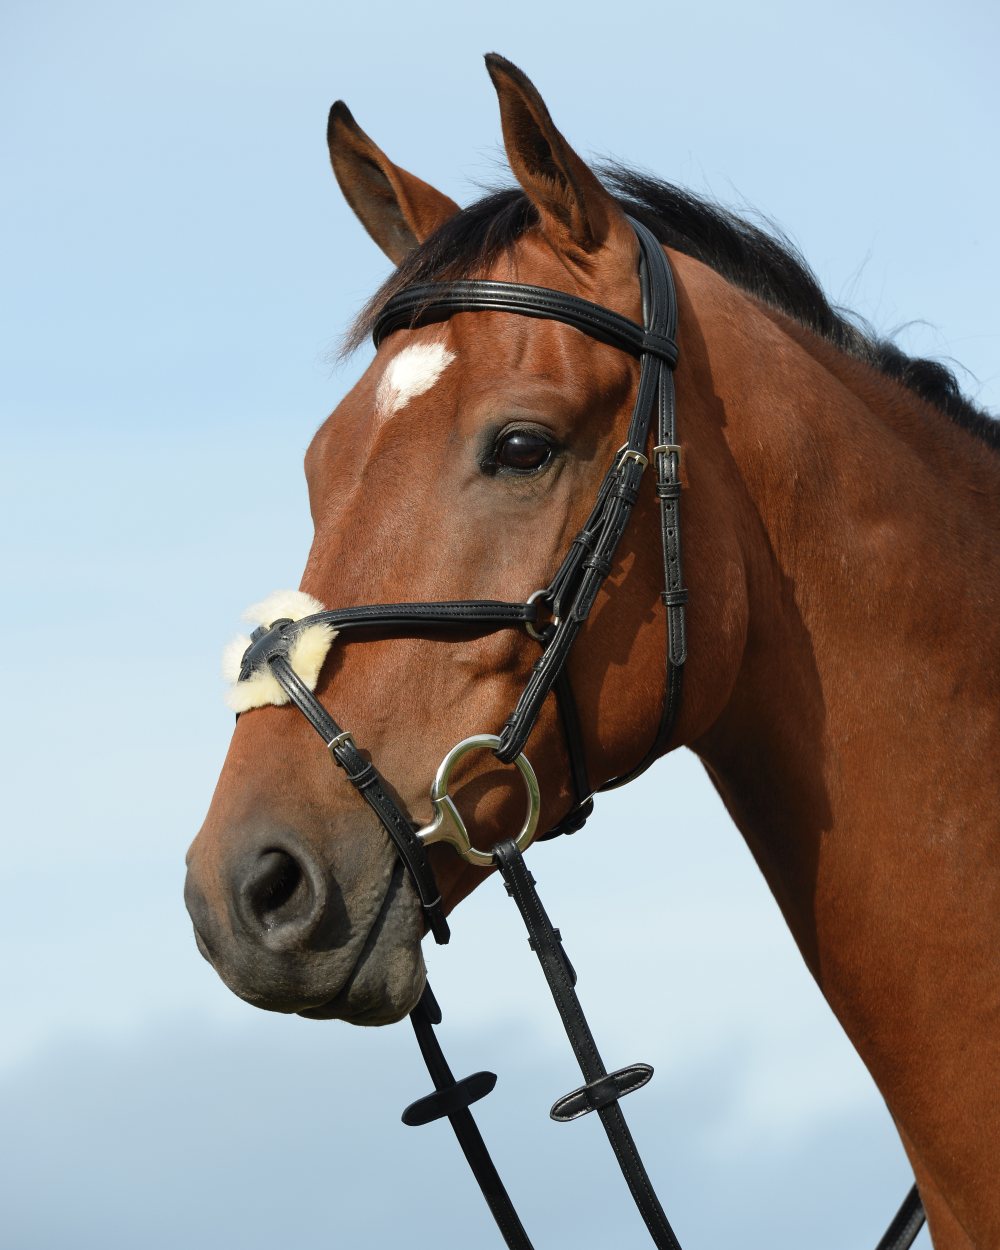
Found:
348,165 -> 997,449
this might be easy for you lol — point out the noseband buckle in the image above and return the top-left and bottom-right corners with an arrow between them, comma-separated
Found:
415,734 -> 541,867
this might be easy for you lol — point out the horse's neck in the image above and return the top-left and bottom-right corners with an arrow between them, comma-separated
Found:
683,273 -> 1000,1235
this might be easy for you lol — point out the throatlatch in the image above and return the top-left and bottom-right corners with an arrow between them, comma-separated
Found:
232,219 -> 925,1250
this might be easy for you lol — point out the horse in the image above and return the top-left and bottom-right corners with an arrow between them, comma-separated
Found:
184,54 -> 1000,1249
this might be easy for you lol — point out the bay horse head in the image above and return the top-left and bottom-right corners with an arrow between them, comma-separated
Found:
186,55 -> 714,1024
186,54 -> 1000,1245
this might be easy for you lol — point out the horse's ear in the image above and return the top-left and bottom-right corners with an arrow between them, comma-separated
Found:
484,54 -> 630,259
327,102 -> 460,265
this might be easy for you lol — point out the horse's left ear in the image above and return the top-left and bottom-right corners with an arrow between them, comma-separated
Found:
327,102 -> 460,265
485,54 -> 632,260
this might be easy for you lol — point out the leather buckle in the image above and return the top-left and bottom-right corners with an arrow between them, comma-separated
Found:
616,446 -> 649,472
326,730 -> 355,757
653,443 -> 684,474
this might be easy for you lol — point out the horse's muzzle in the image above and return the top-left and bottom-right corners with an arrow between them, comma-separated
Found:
183,827 -> 424,1020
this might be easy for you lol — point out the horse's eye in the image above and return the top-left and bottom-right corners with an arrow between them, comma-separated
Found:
495,430 -> 553,472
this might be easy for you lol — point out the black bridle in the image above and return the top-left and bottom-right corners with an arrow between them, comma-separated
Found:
234,220 -> 924,1249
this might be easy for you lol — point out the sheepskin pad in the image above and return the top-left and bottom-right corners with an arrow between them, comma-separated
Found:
222,590 -> 337,713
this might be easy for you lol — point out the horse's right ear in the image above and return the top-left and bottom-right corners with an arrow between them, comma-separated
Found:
327,102 -> 459,265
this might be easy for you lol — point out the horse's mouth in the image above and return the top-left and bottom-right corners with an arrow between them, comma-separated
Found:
297,858 -> 426,1025
188,848 -> 426,1023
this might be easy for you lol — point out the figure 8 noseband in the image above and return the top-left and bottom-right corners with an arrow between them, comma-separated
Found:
237,217 -> 686,944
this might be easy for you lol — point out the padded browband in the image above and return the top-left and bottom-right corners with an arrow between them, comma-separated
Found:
373,280 -> 679,366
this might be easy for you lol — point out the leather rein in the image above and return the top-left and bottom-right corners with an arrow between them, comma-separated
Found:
234,219 -> 925,1249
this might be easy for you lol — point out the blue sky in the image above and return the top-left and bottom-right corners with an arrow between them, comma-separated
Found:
3,0 -> 996,1245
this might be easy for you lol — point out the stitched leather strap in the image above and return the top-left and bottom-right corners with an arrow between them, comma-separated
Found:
265,651 -> 451,944
241,601 -> 538,678
300,599 -> 537,634
374,280 -> 678,364
493,839 -> 683,1250
599,256 -> 687,789
406,985 -> 534,1250
874,1186 -> 926,1250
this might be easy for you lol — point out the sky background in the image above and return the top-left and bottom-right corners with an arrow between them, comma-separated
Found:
3,1 -> 997,1246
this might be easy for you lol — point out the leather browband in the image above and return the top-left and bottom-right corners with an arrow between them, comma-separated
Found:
373,279 -> 679,366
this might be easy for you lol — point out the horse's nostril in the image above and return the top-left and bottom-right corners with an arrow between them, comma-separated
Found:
242,848 -> 314,934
